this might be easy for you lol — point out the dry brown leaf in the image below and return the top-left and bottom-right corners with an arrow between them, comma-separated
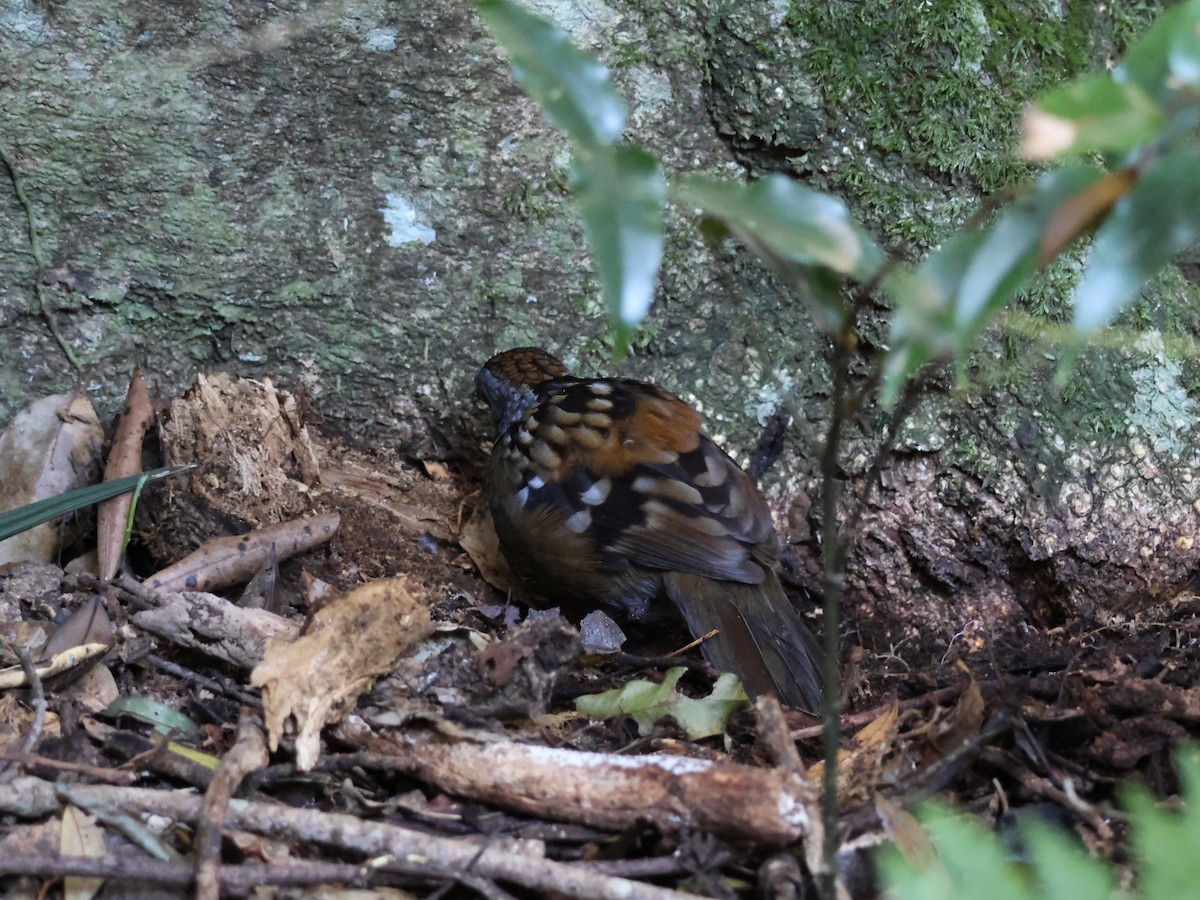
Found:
97,371 -> 155,581
808,701 -> 900,783
251,577 -> 435,770
60,804 -> 106,900
62,663 -> 120,714
147,512 -> 340,592
875,795 -> 934,866
1038,167 -> 1137,267
927,671 -> 985,755
458,504 -> 514,592
0,390 -> 103,566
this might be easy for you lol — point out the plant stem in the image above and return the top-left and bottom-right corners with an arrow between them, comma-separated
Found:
817,322 -> 853,900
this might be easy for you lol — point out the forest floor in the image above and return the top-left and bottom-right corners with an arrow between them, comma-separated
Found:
1,372 -> 1198,898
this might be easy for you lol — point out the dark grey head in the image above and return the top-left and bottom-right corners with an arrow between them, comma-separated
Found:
476,347 -> 569,434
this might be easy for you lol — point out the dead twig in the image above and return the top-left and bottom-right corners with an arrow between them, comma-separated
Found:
143,653 -> 262,708
340,718 -> 817,845
195,709 -> 270,900
0,753 -> 136,785
0,854 -> 373,890
3,775 -> 692,899
0,642 -> 48,781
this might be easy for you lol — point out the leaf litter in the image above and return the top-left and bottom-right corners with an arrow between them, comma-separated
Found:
0,371 -> 1198,896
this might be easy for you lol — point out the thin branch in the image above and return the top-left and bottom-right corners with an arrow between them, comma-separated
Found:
3,775 -> 693,900
817,321 -> 854,900
0,642 -> 49,782
195,709 -> 269,900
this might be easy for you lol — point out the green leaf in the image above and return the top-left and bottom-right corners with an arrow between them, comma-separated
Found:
880,802 -> 1034,900
954,165 -> 1102,331
1021,819 -> 1114,900
570,145 -> 665,355
1123,748 -> 1200,900
677,174 -> 885,283
879,263 -> 964,406
1120,0 -> 1200,105
479,0 -> 625,148
1073,145 -> 1200,332
881,166 -> 1106,407
575,667 -> 749,739
102,696 -> 199,736
1034,75 -> 1165,157
0,466 -> 189,543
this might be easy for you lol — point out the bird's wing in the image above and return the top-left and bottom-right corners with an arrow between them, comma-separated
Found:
511,378 -> 777,585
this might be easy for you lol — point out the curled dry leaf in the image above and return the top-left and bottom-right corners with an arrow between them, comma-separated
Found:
0,643 -> 109,690
147,512 -> 340,593
97,370 -> 155,581
0,390 -> 103,566
807,700 -> 900,785
251,577 -> 435,770
927,671 -> 985,756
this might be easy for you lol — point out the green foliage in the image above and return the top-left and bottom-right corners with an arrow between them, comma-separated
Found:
481,0 -> 1200,404
883,747 -> 1200,900
575,667 -> 749,740
0,466 -> 188,543
479,0 -> 664,357
676,175 -> 884,331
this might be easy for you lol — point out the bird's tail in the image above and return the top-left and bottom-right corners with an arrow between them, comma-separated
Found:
664,571 -> 824,711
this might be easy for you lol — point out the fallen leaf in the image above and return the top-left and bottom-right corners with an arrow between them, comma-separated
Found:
420,459 -> 452,482
251,577 -> 435,770
0,391 -> 103,566
60,804 -> 106,900
575,667 -> 750,740
458,505 -> 513,592
97,371 -> 154,581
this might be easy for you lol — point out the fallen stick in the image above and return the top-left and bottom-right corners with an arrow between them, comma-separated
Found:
1,776 -> 690,900
339,717 -> 816,845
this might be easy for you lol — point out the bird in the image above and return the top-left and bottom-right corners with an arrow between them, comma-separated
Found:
475,347 -> 824,710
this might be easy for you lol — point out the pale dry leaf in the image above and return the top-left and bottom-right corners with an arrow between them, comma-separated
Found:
458,505 -> 513,592
0,390 -> 103,566
62,663 -> 120,714
250,577 -> 435,770
420,459 -> 452,482
0,643 -> 109,689
60,804 -> 106,900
